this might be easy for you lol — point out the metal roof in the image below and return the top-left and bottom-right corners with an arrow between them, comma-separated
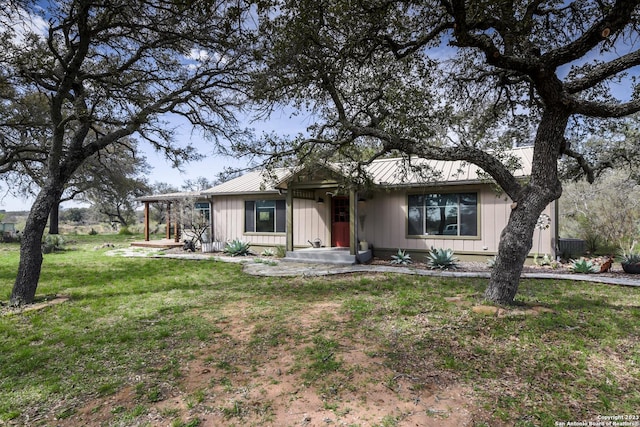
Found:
200,168 -> 292,196
142,147 -> 534,200
364,146 -> 533,187
137,190 -> 201,203
201,146 -> 534,194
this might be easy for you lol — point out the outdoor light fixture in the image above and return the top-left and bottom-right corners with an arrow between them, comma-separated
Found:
317,197 -> 324,204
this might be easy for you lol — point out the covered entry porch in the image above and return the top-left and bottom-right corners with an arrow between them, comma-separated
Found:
282,182 -> 372,264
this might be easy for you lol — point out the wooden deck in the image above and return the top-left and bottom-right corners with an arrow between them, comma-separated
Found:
130,239 -> 184,249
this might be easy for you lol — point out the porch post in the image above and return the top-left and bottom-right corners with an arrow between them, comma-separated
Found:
166,202 -> 171,239
174,214 -> 180,242
349,189 -> 357,256
286,188 -> 294,251
208,199 -> 214,244
552,199 -> 559,260
144,202 -> 150,241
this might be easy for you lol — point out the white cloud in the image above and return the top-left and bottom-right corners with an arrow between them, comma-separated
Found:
2,6 -> 48,44
188,49 -> 210,62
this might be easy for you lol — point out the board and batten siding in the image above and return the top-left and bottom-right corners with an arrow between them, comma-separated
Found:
292,197 -> 331,247
361,185 -> 555,256
210,185 -> 554,256
211,194 -> 330,248
211,196 -> 245,244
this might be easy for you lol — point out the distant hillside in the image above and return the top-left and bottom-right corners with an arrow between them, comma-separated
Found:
1,209 -> 145,236
1,211 -> 30,221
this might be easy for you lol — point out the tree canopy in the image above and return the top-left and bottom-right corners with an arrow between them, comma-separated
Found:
561,168 -> 640,251
81,140 -> 151,227
1,0 -> 255,305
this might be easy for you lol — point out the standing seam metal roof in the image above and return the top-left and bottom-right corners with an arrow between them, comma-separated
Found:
200,147 -> 533,195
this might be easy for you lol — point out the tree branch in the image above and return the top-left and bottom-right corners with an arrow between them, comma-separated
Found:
543,0 -> 640,68
565,49 -> 640,93
563,146 -> 597,183
573,98 -> 640,118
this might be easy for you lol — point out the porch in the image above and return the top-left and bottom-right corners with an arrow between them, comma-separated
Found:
283,181 -> 371,264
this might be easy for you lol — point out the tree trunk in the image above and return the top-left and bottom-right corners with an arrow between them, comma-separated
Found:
484,107 -> 568,305
485,196 -> 549,304
49,201 -> 60,234
10,185 -> 63,306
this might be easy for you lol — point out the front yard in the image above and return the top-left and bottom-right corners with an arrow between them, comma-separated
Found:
1,235 -> 639,426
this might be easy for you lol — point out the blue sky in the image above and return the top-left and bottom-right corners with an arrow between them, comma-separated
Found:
0,5 -> 311,213
0,108 -> 309,212
0,5 -> 310,211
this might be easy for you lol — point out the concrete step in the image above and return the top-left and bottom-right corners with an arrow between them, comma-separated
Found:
283,248 -> 372,265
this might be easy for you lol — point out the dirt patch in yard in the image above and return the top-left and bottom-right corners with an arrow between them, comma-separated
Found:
57,301 -> 492,427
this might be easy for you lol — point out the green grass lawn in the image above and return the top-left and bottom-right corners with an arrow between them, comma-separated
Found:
1,234 -> 639,426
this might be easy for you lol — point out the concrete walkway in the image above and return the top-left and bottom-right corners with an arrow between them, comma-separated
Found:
241,260 -> 640,287
106,247 -> 640,288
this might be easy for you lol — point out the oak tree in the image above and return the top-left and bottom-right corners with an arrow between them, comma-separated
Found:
250,0 -> 640,304
81,141 -> 151,228
1,0 -> 253,305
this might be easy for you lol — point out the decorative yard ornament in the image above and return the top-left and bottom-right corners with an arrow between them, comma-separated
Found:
536,214 -> 551,231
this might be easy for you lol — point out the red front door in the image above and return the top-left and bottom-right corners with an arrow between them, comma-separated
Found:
331,197 -> 350,247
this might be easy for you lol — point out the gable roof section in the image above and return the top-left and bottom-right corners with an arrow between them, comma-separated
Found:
200,146 -> 534,195
365,146 -> 533,187
201,168 -> 292,196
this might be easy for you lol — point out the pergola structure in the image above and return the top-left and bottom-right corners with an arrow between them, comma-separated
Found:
134,191 -> 200,248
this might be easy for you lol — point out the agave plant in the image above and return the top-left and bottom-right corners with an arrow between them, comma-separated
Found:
261,248 -> 276,257
223,239 -> 252,257
618,240 -> 640,265
486,255 -> 497,269
569,258 -> 596,274
426,247 -> 458,270
390,249 -> 412,265
618,240 -> 640,273
620,252 -> 640,265
42,234 -> 65,254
